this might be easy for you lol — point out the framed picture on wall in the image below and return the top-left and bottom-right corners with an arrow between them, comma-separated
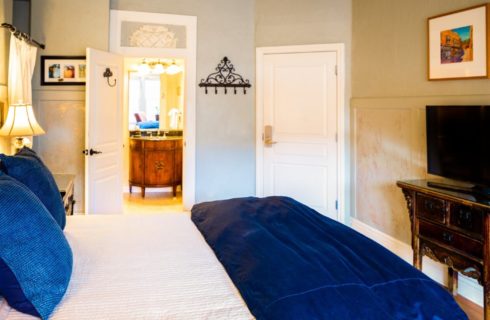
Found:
40,56 -> 86,85
428,4 -> 490,80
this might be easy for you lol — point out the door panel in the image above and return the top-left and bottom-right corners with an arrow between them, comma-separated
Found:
85,48 -> 123,214
260,50 -> 338,219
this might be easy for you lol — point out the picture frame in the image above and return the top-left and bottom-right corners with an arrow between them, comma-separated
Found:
427,4 -> 490,80
40,56 -> 86,85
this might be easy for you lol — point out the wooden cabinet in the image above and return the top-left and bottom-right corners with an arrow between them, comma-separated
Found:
397,180 -> 490,319
129,138 -> 182,197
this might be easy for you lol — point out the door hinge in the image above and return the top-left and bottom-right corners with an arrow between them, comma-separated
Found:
335,200 -> 338,210
335,65 -> 338,76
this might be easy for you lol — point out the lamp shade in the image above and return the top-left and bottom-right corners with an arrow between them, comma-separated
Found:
0,104 -> 45,137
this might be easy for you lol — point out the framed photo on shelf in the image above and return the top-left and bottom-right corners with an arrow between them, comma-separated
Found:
428,4 -> 490,80
40,56 -> 86,85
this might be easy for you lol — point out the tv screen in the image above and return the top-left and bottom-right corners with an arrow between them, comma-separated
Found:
426,105 -> 490,187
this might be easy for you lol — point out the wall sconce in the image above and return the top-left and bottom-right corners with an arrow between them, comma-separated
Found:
0,104 -> 46,153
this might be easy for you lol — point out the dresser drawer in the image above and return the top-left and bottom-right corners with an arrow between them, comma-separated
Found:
419,221 -> 482,260
416,194 -> 446,224
449,204 -> 484,237
144,140 -> 175,151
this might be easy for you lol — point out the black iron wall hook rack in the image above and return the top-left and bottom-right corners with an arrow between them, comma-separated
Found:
199,57 -> 251,94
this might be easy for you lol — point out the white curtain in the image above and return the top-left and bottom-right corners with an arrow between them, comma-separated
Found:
8,36 -> 37,105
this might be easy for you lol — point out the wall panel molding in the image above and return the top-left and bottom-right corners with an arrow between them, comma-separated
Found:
33,90 -> 85,213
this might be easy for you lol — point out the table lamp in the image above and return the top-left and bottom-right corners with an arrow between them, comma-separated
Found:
0,103 -> 45,153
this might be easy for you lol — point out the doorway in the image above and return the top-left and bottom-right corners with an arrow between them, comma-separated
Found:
83,10 -> 196,214
123,57 -> 185,214
256,44 -> 346,221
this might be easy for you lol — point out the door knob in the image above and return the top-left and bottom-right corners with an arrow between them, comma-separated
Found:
89,149 -> 102,155
82,149 -> 103,156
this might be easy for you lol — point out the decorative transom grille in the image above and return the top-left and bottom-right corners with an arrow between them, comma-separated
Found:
129,25 -> 178,48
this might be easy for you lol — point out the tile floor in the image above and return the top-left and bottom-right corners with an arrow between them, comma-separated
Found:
123,190 -> 184,214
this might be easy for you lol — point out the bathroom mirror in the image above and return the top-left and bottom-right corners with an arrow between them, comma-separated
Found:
128,60 -> 184,131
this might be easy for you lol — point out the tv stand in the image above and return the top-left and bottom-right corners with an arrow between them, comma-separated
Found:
427,180 -> 490,198
397,179 -> 490,320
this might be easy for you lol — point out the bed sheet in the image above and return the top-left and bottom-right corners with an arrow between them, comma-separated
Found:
1,214 -> 252,320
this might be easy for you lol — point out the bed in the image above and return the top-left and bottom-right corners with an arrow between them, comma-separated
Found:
2,198 -> 468,320
0,148 -> 467,320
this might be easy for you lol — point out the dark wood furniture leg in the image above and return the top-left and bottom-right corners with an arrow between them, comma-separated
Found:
141,187 -> 145,198
448,268 -> 458,296
129,185 -> 132,194
484,214 -> 490,320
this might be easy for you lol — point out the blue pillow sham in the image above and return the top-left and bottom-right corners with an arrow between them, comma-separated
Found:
0,147 -> 66,229
0,173 -> 72,319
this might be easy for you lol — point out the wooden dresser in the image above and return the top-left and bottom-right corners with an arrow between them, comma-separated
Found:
397,180 -> 490,319
129,137 -> 182,197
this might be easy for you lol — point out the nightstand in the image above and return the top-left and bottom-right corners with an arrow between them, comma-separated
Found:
53,174 -> 75,216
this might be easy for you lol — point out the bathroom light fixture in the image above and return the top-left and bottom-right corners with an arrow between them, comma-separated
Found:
153,61 -> 165,74
135,59 -> 182,76
166,61 -> 182,75
137,59 -> 151,75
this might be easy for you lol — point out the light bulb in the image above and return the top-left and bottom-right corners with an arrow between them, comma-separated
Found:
153,63 -> 165,74
166,62 -> 182,75
138,60 -> 150,75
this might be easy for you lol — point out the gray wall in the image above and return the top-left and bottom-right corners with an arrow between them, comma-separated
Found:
255,0 -> 353,219
28,0 -> 255,210
115,1 -> 257,203
30,0 -> 110,212
0,0 -> 13,153
352,0 -> 490,243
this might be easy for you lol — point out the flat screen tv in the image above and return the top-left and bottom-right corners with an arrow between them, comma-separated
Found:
426,105 -> 490,196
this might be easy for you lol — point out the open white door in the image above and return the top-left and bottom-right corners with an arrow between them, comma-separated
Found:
85,48 -> 123,214
256,45 -> 345,221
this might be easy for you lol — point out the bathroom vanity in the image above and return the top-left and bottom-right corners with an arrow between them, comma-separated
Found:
129,136 -> 183,197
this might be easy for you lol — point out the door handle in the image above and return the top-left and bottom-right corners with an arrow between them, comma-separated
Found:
82,149 -> 103,156
264,125 -> 277,146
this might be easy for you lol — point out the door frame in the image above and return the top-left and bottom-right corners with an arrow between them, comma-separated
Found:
109,10 -> 197,210
255,44 -> 346,222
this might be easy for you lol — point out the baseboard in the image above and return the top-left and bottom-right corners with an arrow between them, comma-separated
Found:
351,218 -> 483,307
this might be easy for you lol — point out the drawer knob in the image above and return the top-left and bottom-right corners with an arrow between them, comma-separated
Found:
442,232 -> 453,243
425,200 -> 435,211
457,209 -> 473,228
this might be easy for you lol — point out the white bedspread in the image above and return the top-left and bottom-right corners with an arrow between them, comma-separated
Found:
1,214 -> 252,320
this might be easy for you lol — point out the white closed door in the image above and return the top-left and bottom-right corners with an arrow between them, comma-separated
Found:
85,48 -> 123,214
258,49 -> 339,219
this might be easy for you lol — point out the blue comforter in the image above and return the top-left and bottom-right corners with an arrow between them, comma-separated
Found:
191,196 -> 467,320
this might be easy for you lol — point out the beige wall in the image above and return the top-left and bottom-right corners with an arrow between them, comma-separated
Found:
352,0 -> 490,243
255,0 -> 353,218
31,0 -> 110,212
0,0 -> 13,153
111,0 -> 256,202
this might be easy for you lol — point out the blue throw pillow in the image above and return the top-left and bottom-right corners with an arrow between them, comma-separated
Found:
0,147 -> 66,229
0,173 -> 72,319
